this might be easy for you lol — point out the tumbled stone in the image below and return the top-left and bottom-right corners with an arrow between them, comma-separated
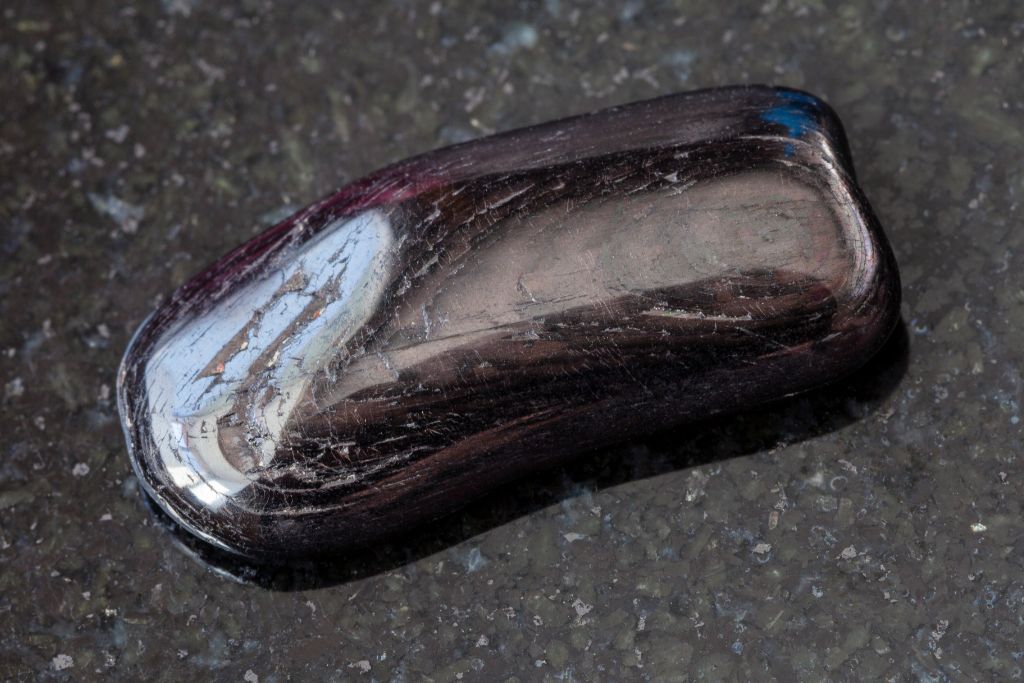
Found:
118,86 -> 900,559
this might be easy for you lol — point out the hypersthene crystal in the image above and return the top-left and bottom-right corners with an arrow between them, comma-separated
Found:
118,86 -> 900,559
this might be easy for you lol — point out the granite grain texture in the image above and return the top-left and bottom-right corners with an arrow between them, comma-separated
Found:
1,1 -> 1022,681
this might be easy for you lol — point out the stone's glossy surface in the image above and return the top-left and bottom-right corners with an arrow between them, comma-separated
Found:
117,86 -> 900,559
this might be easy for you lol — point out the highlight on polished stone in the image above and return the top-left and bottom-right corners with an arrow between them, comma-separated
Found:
117,86 -> 901,559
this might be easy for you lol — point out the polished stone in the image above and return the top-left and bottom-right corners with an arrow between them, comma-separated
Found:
117,86 -> 899,559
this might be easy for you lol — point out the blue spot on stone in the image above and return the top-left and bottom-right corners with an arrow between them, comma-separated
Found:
761,90 -> 821,144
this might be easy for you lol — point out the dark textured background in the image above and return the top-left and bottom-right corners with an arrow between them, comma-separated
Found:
2,1 -> 1023,680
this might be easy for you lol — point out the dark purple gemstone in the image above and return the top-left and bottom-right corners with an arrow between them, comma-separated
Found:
118,86 -> 900,559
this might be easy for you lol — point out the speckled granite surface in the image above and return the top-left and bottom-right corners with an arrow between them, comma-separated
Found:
2,1 -> 1022,680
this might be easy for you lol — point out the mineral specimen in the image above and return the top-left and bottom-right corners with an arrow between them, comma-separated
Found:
118,86 -> 900,558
